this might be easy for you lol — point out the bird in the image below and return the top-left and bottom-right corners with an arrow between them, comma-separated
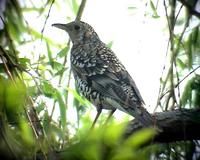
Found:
52,21 -> 155,128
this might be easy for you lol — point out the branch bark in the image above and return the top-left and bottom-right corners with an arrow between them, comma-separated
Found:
125,108 -> 200,143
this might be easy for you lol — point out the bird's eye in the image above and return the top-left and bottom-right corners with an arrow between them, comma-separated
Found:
74,25 -> 80,30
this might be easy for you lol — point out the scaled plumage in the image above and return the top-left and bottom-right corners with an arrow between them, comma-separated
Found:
52,21 -> 154,127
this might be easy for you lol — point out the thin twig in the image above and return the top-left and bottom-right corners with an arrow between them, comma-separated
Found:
159,65 -> 200,101
41,0 -> 55,41
176,65 -> 200,86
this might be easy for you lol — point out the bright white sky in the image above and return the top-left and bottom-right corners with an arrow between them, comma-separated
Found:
23,0 -> 168,122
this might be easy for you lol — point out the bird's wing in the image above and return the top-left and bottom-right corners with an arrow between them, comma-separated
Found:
90,68 -> 144,107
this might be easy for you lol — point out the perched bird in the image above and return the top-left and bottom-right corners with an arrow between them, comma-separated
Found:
52,21 -> 155,127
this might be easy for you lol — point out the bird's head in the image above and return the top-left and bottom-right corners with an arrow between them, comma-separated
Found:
52,21 -> 100,45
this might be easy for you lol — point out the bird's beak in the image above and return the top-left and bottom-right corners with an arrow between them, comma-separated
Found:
52,23 -> 68,31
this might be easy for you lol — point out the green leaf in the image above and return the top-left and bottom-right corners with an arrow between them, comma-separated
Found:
19,58 -> 30,68
191,75 -> 200,108
123,128 -> 156,148
19,119 -> 35,146
54,67 -> 67,77
186,34 -> 193,69
6,79 -> 27,113
27,86 -> 37,97
72,0 -> 79,15
46,42 -> 53,67
56,91 -> 67,131
181,78 -> 193,107
176,58 -> 186,70
51,123 -> 66,143
47,61 -> 65,72
42,81 -> 56,98
57,46 -> 70,58
106,41 -> 113,49
150,0 -> 160,18
22,7 -> 43,12
103,123 -> 128,146
128,7 -> 137,10
191,26 -> 199,45
52,61 -> 64,71
43,110 -> 50,134
67,88 -> 91,106
36,102 -> 45,114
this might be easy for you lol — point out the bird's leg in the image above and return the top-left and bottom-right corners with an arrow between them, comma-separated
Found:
91,108 -> 102,129
104,109 -> 116,126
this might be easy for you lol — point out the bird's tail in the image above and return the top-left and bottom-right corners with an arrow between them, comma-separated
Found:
127,104 -> 158,127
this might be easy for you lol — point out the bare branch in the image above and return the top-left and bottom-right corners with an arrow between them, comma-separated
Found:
75,0 -> 87,21
125,108 -> 200,143
41,0 -> 55,41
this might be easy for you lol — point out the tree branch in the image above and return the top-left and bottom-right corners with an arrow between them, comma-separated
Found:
125,108 -> 200,143
75,0 -> 87,21
178,0 -> 200,19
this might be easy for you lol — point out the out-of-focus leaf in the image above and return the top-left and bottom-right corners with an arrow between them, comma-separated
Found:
191,75 -> 200,108
150,0 -> 160,18
111,128 -> 155,160
46,42 -> 53,67
187,35 -> 193,69
27,86 -> 37,97
19,119 -> 35,146
54,67 -> 67,77
57,46 -> 70,58
19,57 -> 30,68
52,61 -> 64,71
0,76 -> 6,108
6,79 -> 27,113
181,78 -> 192,107
123,128 -> 156,148
3,79 -> 27,124
42,81 -> 56,98
56,90 -> 67,132
176,58 -> 186,70
36,102 -> 45,114
180,75 -> 200,108
192,26 -> 199,45
5,0 -> 25,43
43,110 -> 50,134
50,123 -> 66,147
106,41 -> 113,49
67,88 -> 91,106
128,7 -> 137,10
103,123 -> 128,146
22,7 -> 43,12
176,19 -> 185,26
72,0 -> 79,15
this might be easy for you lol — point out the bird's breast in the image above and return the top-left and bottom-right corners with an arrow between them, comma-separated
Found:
74,74 -> 100,104
70,47 -> 97,68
